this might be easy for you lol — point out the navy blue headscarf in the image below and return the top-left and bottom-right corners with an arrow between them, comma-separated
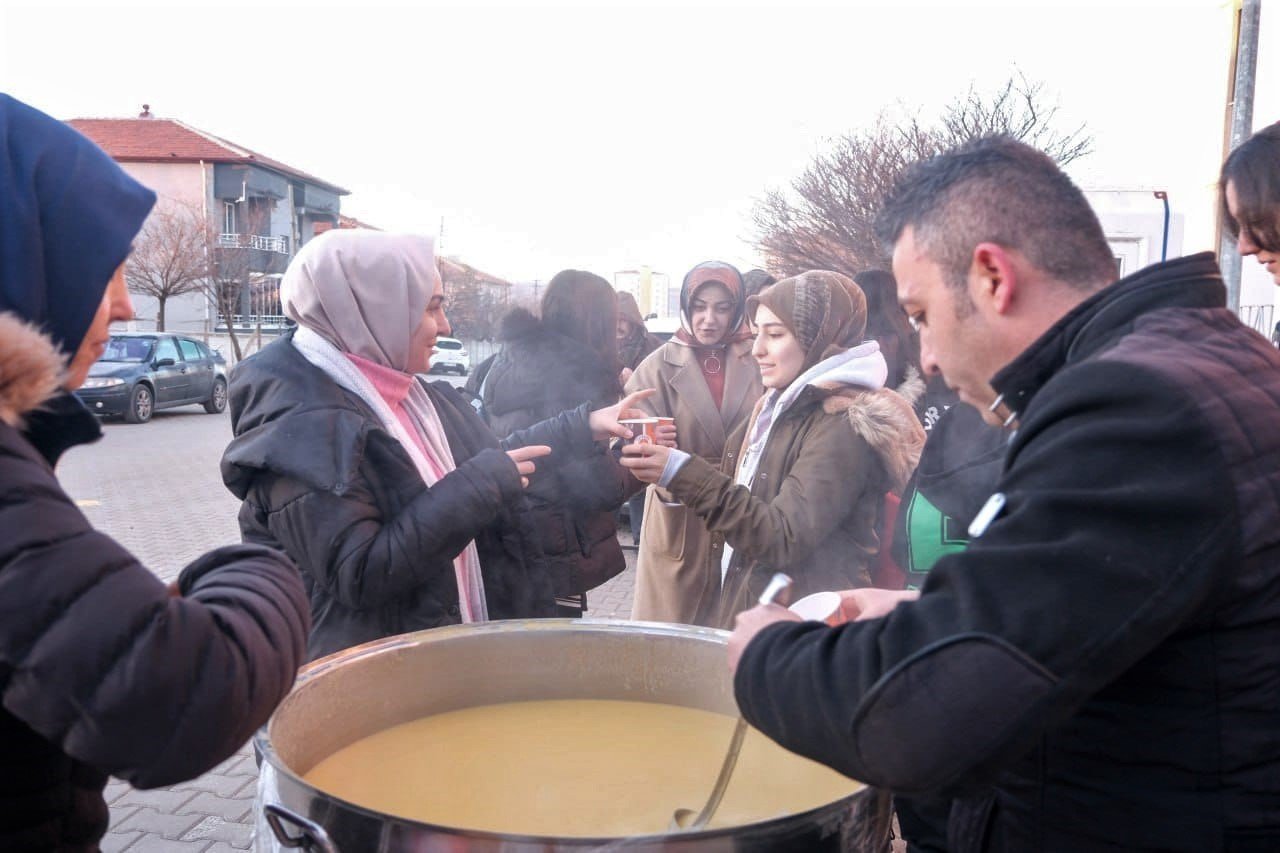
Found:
0,93 -> 155,355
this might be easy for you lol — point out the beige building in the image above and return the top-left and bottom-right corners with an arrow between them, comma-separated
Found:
69,106 -> 350,336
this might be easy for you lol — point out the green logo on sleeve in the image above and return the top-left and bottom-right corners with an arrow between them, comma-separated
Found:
905,490 -> 970,574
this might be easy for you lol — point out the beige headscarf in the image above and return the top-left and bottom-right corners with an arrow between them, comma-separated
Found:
281,229 -> 436,370
281,229 -> 490,623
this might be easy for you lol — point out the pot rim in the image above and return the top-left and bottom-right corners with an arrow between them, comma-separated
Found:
255,618 -> 865,844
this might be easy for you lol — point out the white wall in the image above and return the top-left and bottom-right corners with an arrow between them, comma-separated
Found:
118,161 -> 217,333
1087,190 -> 1186,277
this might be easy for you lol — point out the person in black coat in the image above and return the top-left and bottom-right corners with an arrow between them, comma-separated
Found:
729,137 -> 1280,851
0,94 -> 310,853
468,270 -> 637,614
222,234 -> 649,659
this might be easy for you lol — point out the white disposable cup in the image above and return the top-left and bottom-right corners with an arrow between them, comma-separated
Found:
788,591 -> 842,625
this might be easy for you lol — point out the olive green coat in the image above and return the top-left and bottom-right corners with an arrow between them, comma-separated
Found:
666,381 -> 924,628
625,339 -> 762,625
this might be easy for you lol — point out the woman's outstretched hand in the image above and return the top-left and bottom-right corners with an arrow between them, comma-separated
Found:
589,388 -> 656,441
505,445 -> 552,488
619,441 -> 671,484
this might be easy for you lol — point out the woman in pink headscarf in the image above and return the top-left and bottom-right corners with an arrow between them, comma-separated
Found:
221,229 -> 648,660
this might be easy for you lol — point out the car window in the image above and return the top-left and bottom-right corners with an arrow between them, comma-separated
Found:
178,339 -> 203,361
196,341 -> 214,359
102,337 -> 155,362
154,338 -> 180,364
437,339 -> 462,350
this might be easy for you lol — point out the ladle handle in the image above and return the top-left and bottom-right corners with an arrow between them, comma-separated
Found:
758,573 -> 793,607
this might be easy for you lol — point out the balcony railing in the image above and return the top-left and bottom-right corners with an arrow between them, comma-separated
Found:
1241,304 -> 1275,338
215,314 -> 293,331
217,233 -> 290,254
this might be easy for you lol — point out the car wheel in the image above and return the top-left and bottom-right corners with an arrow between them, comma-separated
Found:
124,384 -> 153,424
203,377 -> 228,414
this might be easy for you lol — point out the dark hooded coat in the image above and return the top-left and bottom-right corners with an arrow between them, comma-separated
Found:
464,308 -> 631,596
221,330 -> 598,659
0,94 -> 310,853
616,291 -> 663,371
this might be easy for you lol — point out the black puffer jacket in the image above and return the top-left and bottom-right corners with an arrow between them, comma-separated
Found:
0,316 -> 310,853
467,309 -> 631,594
222,332 -> 594,660
736,253 -> 1280,852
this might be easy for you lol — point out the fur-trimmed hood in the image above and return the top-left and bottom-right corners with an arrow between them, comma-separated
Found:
818,382 -> 925,494
496,306 -> 543,343
738,343 -> 924,496
0,313 -> 65,429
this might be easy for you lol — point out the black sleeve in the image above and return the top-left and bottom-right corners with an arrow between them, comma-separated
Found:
265,446 -> 523,609
0,452 -> 309,789
500,402 -> 596,460
734,361 -> 1233,794
464,354 -> 495,398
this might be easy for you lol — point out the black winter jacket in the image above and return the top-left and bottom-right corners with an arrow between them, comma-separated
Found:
0,317 -> 309,853
466,309 -> 631,594
735,253 -> 1280,852
222,333 -> 592,660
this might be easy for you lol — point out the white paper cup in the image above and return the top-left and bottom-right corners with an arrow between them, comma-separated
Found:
788,591 -> 842,625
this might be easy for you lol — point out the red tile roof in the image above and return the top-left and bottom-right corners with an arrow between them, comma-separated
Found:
338,214 -> 381,230
440,256 -> 512,287
67,117 -> 349,195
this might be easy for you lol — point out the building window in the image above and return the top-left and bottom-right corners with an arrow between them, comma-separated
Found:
223,202 -> 236,234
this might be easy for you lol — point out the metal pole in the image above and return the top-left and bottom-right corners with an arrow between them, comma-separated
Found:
1154,191 -> 1170,262
1219,0 -> 1261,313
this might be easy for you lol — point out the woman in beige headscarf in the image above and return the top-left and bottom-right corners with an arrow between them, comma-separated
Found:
220,229 -> 650,660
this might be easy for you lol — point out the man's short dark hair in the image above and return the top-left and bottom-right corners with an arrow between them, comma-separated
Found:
875,136 -> 1116,292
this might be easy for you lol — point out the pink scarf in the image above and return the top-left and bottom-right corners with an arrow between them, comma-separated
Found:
289,325 -> 488,622
348,354 -> 448,481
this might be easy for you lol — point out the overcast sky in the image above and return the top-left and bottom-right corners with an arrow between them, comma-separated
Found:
2,0 -> 1276,291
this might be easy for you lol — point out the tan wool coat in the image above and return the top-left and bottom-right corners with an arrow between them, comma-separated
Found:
625,338 -> 762,625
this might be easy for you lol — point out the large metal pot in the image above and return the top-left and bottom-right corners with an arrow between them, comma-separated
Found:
256,619 -> 886,852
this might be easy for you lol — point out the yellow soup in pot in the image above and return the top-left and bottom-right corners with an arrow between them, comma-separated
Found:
304,699 -> 863,837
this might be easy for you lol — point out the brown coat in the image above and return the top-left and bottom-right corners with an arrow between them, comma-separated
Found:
625,339 -> 762,625
665,381 -> 924,627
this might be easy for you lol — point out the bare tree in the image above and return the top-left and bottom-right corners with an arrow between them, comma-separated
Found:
125,203 -> 210,331
200,203 -> 273,362
441,260 -> 509,343
752,74 -> 1092,275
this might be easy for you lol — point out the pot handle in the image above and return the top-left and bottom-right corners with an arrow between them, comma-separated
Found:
264,803 -> 338,853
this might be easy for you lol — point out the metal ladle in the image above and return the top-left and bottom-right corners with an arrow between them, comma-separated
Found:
671,572 -> 794,832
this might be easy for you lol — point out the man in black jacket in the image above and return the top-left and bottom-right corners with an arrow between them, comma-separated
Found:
728,137 -> 1280,851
